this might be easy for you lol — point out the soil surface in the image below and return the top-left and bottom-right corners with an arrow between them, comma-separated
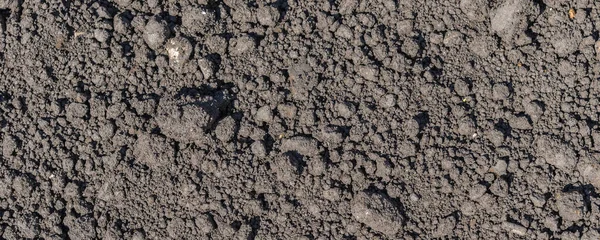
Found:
1,0 -> 600,239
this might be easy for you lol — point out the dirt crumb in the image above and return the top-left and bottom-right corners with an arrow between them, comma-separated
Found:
144,16 -> 171,51
556,191 -> 585,222
351,191 -> 403,236
535,136 -> 577,172
280,136 -> 319,156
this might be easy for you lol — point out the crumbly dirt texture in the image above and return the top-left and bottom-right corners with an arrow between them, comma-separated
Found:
2,0 -> 600,239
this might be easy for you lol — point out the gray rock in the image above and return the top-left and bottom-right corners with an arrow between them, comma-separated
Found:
578,162 -> 600,190
338,0 -> 359,15
530,193 -> 546,208
469,184 -> 487,200
509,115 -> 532,130
12,176 -> 32,197
552,30 -> 582,57
489,159 -> 508,176
114,0 -> 132,7
469,36 -> 493,58
443,31 -> 464,46
433,216 -> 456,238
336,102 -> 356,118
454,79 -> 471,96
401,39 -> 420,58
195,214 -> 216,234
491,0 -> 523,41
335,25 -> 353,39
165,36 -> 193,69
457,118 -> 476,136
197,58 -> 215,79
2,135 -> 17,157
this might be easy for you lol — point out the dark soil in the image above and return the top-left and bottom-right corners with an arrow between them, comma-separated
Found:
1,0 -> 600,239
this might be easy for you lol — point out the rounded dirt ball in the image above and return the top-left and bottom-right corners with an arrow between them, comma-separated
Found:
144,16 -> 171,51
94,29 -> 110,43
257,6 -> 280,27
492,83 -> 510,100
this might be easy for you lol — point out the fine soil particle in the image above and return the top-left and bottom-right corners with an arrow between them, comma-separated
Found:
2,0 -> 600,239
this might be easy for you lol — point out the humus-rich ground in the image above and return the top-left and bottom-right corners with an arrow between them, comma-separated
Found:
1,0 -> 600,239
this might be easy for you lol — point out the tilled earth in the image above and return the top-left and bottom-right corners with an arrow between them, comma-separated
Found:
1,0 -> 600,239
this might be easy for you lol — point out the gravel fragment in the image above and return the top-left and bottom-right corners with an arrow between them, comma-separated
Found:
165,36 -> 193,69
489,160 -> 508,176
530,193 -> 546,208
